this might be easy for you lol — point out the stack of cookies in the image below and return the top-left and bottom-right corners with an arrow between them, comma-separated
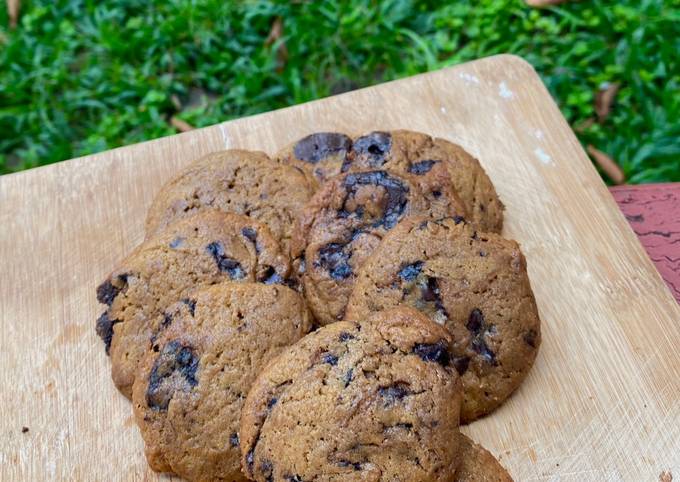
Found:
95,130 -> 540,481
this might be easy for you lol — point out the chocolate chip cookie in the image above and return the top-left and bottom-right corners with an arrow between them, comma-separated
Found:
96,211 -> 290,398
346,216 -> 540,422
132,282 -> 312,481
291,169 -> 467,325
145,149 -> 314,250
455,434 -> 513,482
277,130 -> 503,233
239,307 -> 463,482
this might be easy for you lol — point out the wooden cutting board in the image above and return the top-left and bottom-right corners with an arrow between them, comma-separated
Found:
1,55 -> 678,482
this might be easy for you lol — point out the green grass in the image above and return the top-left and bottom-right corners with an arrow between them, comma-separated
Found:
1,0 -> 678,183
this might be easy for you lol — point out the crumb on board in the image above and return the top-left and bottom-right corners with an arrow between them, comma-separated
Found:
21,427 -> 29,433
659,471 -> 673,482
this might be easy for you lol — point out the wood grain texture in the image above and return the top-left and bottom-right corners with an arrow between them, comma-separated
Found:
1,55 -> 678,481
611,183 -> 680,304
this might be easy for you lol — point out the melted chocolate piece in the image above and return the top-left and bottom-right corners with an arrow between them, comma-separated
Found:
408,159 -> 438,175
96,273 -> 129,306
146,340 -> 199,410
322,353 -> 339,366
241,227 -> 260,254
95,311 -> 120,354
523,329 -> 538,348
241,226 -> 257,243
260,460 -> 274,482
246,450 -> 255,473
160,312 -> 173,329
343,368 -> 354,387
452,356 -> 471,375
337,460 -> 363,470
420,277 -> 449,318
169,237 -> 185,249
378,382 -> 411,404
413,341 -> 450,366
229,432 -> 240,447
398,261 -> 424,282
293,132 -> 352,164
466,309 -> 498,365
315,243 -> 352,280
205,242 -> 246,279
260,266 -> 283,285
350,131 -> 392,168
181,298 -> 197,316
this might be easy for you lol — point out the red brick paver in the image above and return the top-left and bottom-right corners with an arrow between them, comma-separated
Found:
611,183 -> 680,303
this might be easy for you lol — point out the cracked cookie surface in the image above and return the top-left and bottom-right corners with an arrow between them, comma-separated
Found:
145,149 -> 314,250
291,169 -> 466,325
239,307 -> 462,482
132,282 -> 311,482
346,217 -> 540,422
96,211 -> 290,398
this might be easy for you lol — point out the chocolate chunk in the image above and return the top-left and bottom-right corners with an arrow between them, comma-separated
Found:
293,132 -> 352,164
379,382 -> 410,404
181,298 -> 197,316
339,331 -> 355,342
342,171 -> 409,229
413,341 -> 450,366
260,266 -> 283,285
267,397 -> 278,410
315,243 -> 352,280
241,226 -> 257,243
241,227 -> 260,254
322,353 -> 339,366
432,190 -> 442,198
408,159 -> 438,175
471,337 -> 497,365
285,475 -> 303,482
146,340 -> 199,410
466,309 -> 498,365
343,368 -> 354,387
161,312 -> 173,329
421,277 -> 449,318
523,329 -> 538,348
96,311 -> 120,354
96,274 -> 128,306
337,460 -> 362,470
351,131 -> 392,167
246,450 -> 255,473
229,432 -> 240,447
260,459 -> 274,481
398,261 -> 424,281
205,242 -> 246,279
453,215 -> 465,224
297,254 -> 306,275
452,356 -> 470,375
169,237 -> 184,249
466,309 -> 484,334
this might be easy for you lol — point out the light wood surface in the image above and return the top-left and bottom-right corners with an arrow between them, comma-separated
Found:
1,55 -> 678,481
